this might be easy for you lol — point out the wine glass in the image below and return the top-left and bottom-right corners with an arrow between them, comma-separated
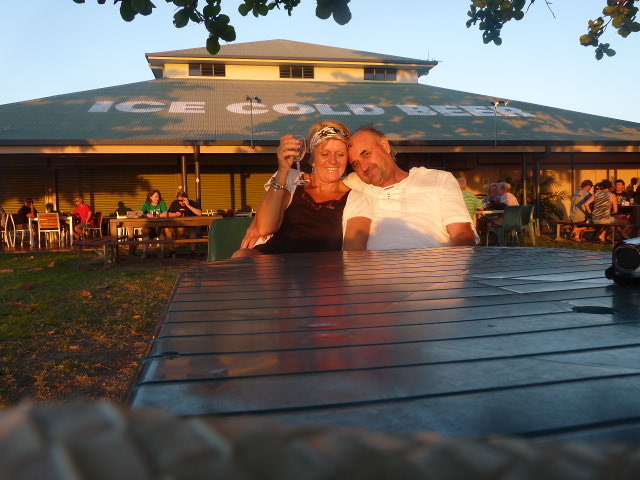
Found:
292,135 -> 309,185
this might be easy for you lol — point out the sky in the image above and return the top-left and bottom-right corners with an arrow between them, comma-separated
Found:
1,1 -> 639,123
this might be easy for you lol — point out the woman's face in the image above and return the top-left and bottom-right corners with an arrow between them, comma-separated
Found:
489,186 -> 499,196
150,192 -> 160,204
311,139 -> 348,183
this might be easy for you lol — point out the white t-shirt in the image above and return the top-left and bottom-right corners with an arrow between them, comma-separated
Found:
343,167 -> 476,250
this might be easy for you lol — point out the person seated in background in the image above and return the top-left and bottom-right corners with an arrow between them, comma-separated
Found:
498,181 -> 519,207
15,198 -> 37,231
71,196 -> 93,241
591,179 -> 628,242
568,179 -> 593,242
165,191 -> 202,256
457,177 -> 483,218
140,189 -> 169,258
626,177 -> 638,197
483,183 -> 501,209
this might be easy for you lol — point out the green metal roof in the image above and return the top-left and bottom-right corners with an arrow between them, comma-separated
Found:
146,39 -> 436,66
1,78 -> 639,146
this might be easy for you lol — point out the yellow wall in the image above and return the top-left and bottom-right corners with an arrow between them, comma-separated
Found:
162,63 -> 419,83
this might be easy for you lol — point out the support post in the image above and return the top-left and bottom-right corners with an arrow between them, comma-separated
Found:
194,146 -> 202,207
180,155 -> 188,195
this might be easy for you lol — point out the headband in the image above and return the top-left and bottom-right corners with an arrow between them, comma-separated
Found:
309,126 -> 349,153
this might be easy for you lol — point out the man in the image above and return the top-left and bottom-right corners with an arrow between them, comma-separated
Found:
166,191 -> 202,255
14,198 -> 38,245
457,177 -> 483,218
614,179 -> 632,205
343,127 -> 477,250
568,179 -> 593,242
71,196 -> 93,241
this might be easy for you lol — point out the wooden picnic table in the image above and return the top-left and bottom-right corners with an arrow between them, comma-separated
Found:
128,246 -> 640,443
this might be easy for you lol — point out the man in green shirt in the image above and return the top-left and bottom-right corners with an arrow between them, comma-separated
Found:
457,177 -> 483,218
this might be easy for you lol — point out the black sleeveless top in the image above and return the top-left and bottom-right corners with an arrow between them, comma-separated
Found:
254,186 -> 350,254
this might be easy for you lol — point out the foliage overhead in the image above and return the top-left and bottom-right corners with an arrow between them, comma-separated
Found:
71,0 -> 637,59
72,0 -> 351,54
466,0 -> 639,60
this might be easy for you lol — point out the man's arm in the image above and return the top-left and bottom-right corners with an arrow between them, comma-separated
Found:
447,222 -> 477,246
343,217 -> 371,250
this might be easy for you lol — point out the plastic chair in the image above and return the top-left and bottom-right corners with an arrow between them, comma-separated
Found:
82,211 -> 103,238
208,217 -> 254,261
12,214 -> 31,246
485,205 -> 524,246
520,204 -> 536,246
1,212 -> 14,249
37,213 -> 63,248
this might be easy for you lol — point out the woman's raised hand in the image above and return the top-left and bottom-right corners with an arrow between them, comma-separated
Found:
277,134 -> 304,171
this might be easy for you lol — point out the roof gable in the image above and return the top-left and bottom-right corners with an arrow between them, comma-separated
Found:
146,39 -> 435,66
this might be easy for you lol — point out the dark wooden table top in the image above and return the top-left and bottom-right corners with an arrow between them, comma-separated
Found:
128,246 -> 640,443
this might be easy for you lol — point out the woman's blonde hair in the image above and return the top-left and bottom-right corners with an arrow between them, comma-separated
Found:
306,120 -> 350,166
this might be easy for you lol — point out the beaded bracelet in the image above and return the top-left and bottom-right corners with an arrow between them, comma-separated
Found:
269,179 -> 288,190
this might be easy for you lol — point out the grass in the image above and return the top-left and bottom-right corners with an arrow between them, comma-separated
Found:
0,250 -> 197,407
0,234 -> 613,408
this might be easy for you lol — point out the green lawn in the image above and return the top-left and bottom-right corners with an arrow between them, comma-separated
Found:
0,236 -> 613,407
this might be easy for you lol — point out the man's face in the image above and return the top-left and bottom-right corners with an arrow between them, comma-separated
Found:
177,196 -> 187,205
348,131 -> 396,187
615,182 -> 625,193
74,198 -> 83,206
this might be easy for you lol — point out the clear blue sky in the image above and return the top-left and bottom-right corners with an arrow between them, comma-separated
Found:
1,1 -> 639,123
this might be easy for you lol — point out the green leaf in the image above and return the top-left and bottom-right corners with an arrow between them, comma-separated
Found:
605,47 -> 616,56
189,10 -> 201,22
206,36 -> 221,55
612,14 -> 624,28
333,2 -> 352,25
173,0 -> 192,6
238,3 -> 251,15
140,1 -> 154,15
257,3 -> 269,15
98,0 -> 106,3
219,25 -> 236,42
631,22 -> 640,32
131,0 -> 145,13
217,14 -> 230,25
72,0 -> 85,4
203,4 -> 220,17
120,1 -> 136,21
173,8 -> 190,28
514,10 -> 524,20
316,3 -> 332,19
595,48 -> 603,60
494,36 -> 502,45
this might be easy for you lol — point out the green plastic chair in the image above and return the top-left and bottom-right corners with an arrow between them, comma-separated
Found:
207,217 -> 254,261
485,205 -> 524,246
520,204 -> 536,246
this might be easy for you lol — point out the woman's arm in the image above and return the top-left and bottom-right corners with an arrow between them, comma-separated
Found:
343,217 -> 371,250
610,193 -> 618,214
253,135 -> 302,236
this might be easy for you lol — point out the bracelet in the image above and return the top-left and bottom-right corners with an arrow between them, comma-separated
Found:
269,179 -> 288,190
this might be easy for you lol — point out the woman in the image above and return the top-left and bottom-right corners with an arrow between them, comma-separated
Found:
140,189 -> 169,258
498,181 -> 519,207
234,121 -> 352,256
590,179 -> 627,242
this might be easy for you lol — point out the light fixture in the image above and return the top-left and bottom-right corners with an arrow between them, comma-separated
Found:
490,99 -> 510,146
246,96 -> 262,149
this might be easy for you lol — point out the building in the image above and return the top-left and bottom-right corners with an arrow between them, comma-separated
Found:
1,39 -> 639,218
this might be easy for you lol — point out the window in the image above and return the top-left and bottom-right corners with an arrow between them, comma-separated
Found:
189,63 -> 225,77
279,65 -> 314,79
364,67 -> 397,81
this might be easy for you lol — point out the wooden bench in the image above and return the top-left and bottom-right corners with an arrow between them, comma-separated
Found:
76,237 -> 208,265
554,220 -> 639,245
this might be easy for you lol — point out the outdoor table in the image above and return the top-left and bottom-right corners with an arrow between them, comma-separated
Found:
128,246 -> 640,443
109,215 -> 222,252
